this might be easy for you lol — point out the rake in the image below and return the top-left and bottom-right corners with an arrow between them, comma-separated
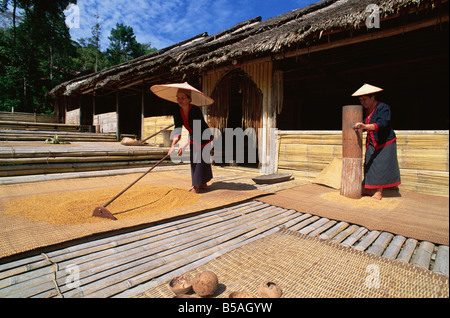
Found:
92,153 -> 171,220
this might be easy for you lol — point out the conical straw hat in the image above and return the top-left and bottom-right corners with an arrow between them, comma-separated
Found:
150,82 -> 214,106
352,83 -> 384,97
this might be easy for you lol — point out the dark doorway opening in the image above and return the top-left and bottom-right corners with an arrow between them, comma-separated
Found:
209,70 -> 261,168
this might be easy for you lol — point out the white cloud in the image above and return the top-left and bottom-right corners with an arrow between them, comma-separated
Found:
68,0 -> 246,50
67,0 -> 318,50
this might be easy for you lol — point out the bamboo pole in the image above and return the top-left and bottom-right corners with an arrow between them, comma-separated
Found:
366,232 -> 394,256
381,235 -> 406,260
308,220 -> 337,237
354,230 -> 381,251
288,215 -> 319,232
432,246 -> 449,276
0,155 -> 169,165
299,218 -> 330,235
410,241 -> 435,270
340,227 -> 368,247
319,221 -> 349,240
340,105 -> 363,199
396,238 -> 418,263
330,224 -> 359,244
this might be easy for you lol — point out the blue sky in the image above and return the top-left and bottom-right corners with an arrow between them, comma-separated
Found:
65,0 -> 321,51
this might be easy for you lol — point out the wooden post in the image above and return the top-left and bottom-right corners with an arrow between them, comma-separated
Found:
79,95 -> 82,131
340,105 -> 363,199
141,82 -> 145,140
116,90 -> 120,140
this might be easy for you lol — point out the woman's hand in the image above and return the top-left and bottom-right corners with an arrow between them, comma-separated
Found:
168,145 -> 183,156
354,123 -> 376,131
177,142 -> 189,156
354,122 -> 366,131
168,136 -> 181,155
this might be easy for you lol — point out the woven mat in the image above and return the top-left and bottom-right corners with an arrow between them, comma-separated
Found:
0,170 -> 268,258
313,157 -> 342,190
257,184 -> 449,245
141,229 -> 449,298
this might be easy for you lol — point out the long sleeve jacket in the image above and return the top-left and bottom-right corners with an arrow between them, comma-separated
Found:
364,102 -> 397,150
172,104 -> 213,149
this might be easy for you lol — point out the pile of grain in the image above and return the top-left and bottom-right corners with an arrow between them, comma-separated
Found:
3,185 -> 198,225
321,192 -> 401,211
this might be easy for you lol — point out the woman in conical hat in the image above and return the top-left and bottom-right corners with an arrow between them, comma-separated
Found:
151,83 -> 214,193
353,84 -> 401,200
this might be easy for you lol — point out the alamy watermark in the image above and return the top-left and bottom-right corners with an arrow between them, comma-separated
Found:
365,4 -> 381,29
65,264 -> 81,289
365,264 -> 380,289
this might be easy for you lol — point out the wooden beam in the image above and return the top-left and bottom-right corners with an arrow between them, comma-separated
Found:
276,14 -> 449,61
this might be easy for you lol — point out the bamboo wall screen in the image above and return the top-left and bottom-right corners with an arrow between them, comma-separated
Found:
208,70 -> 262,136
277,131 -> 449,197
203,60 -> 273,133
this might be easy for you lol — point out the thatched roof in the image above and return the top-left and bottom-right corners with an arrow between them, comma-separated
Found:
49,0 -> 445,98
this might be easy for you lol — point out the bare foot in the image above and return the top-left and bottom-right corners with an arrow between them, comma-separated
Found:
372,189 -> 383,200
189,186 -> 200,193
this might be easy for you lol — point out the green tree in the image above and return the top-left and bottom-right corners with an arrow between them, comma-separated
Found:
1,3 -> 157,113
74,13 -> 107,73
106,22 -> 156,67
0,0 -> 77,113
0,27 -> 22,111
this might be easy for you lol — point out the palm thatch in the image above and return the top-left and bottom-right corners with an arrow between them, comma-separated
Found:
49,0 -> 445,98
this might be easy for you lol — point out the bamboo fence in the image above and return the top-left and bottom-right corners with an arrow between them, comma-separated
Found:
0,111 -> 59,124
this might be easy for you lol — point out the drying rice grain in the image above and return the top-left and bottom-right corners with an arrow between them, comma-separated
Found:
321,191 -> 401,211
3,185 -> 198,225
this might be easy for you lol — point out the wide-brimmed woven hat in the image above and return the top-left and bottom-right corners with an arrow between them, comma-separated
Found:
150,82 -> 214,106
352,83 -> 384,97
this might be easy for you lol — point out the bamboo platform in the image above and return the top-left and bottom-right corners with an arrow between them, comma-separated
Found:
0,141 -> 168,178
0,128 -> 117,142
0,121 -> 91,133
0,111 -> 59,124
0,167 -> 447,298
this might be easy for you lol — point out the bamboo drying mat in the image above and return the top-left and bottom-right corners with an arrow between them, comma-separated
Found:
0,170 -> 269,258
141,229 -> 449,298
257,184 -> 449,245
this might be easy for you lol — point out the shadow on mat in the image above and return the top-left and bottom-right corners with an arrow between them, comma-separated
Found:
380,188 -> 402,198
205,181 -> 258,192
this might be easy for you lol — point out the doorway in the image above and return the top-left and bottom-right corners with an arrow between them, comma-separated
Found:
209,70 -> 262,168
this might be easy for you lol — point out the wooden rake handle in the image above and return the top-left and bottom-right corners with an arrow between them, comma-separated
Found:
140,124 -> 175,143
102,153 -> 172,208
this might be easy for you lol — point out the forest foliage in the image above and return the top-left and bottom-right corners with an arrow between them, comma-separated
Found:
0,0 -> 157,114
